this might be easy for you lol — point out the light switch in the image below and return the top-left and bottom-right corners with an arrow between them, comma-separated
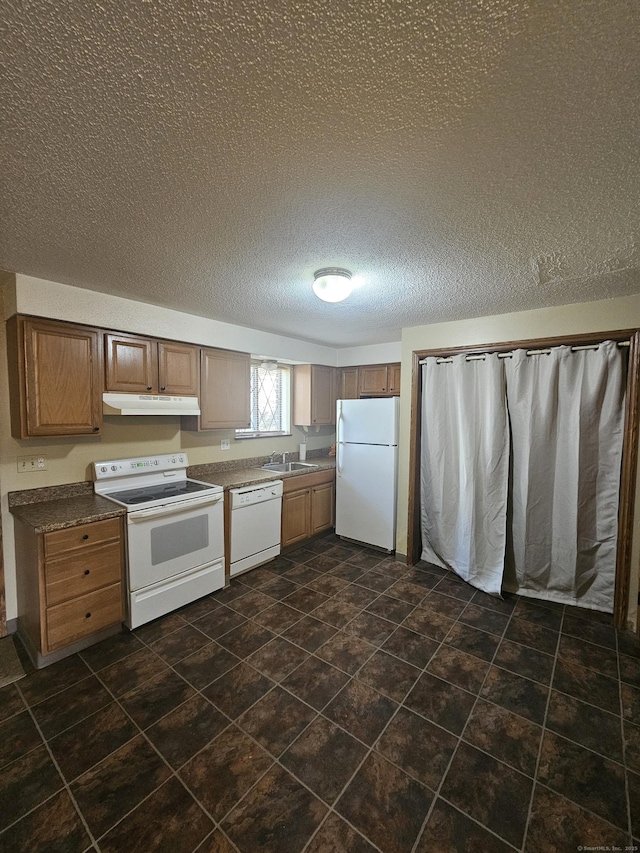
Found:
220,439 -> 231,451
17,455 -> 47,472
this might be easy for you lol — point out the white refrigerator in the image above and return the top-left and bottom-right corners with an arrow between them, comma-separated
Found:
335,397 -> 400,551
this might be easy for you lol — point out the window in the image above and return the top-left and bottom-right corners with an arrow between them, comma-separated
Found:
236,362 -> 291,438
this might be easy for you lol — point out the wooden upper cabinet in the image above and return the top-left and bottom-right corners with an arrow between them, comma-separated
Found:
358,363 -> 401,397
338,367 -> 359,400
293,364 -> 337,426
188,348 -> 251,430
7,316 -> 103,438
158,341 -> 199,395
105,334 -> 198,395
105,333 -> 157,392
359,364 -> 389,395
388,363 -> 401,394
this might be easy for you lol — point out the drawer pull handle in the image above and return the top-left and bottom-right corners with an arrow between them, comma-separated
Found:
84,569 -> 90,576
82,534 -> 89,540
93,426 -> 100,432
85,612 -> 92,619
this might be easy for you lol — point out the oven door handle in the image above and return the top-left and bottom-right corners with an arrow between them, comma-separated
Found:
128,493 -> 223,522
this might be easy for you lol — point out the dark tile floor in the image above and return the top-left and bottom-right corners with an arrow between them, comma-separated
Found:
2,533 -> 640,852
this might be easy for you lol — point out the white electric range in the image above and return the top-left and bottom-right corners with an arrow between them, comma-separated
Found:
94,453 -> 224,629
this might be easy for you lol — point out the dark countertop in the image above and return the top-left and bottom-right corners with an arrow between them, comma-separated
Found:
8,455 -> 336,533
10,494 -> 126,535
192,456 -> 336,490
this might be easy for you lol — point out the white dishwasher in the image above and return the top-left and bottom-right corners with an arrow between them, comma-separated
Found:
229,480 -> 283,576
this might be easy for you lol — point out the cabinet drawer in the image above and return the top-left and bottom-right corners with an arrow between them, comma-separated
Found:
45,541 -> 123,607
282,469 -> 335,493
46,583 -> 123,652
44,518 -> 122,559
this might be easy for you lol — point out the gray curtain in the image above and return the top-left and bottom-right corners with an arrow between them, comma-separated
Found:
504,342 -> 625,610
420,354 -> 510,596
420,341 -> 626,610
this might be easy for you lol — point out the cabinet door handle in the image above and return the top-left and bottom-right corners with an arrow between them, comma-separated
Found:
160,386 -> 166,391
146,386 -> 152,391
93,426 -> 100,432
85,612 -> 92,619
82,534 -> 89,540
84,569 -> 90,575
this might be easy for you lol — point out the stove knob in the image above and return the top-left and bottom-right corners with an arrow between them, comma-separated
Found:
178,455 -> 184,463
111,465 -> 117,471
100,466 -> 107,473
154,460 -> 159,465
171,457 -> 176,463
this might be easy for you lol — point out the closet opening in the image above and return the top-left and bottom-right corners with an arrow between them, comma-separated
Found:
406,328 -> 640,631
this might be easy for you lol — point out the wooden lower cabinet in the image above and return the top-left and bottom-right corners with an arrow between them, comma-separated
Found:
310,482 -> 335,535
281,469 -> 335,549
15,516 -> 125,667
281,489 -> 311,548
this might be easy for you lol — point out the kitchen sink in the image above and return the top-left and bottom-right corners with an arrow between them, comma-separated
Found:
259,462 -> 319,472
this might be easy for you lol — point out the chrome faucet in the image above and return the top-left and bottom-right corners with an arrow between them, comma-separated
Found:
282,451 -> 289,464
269,451 -> 278,463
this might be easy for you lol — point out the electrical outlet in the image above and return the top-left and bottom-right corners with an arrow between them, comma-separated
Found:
17,454 -> 48,473
220,439 -> 231,451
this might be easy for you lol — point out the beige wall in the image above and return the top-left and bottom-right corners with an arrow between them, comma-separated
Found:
398,293 -> 640,630
2,274 -> 400,622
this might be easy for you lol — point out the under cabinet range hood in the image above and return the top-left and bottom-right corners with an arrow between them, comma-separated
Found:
103,393 -> 201,416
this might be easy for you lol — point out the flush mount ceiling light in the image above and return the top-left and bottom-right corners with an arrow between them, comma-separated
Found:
312,268 -> 353,303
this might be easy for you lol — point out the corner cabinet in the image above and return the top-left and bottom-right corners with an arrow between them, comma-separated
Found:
105,332 -> 199,396
183,347 -> 251,430
7,315 -> 103,438
281,469 -> 335,548
14,516 -> 125,668
293,365 -> 337,425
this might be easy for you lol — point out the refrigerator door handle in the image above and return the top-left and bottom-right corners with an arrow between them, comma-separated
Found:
336,400 -> 343,477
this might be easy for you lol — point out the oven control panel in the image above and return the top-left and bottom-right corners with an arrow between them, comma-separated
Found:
94,453 -> 188,480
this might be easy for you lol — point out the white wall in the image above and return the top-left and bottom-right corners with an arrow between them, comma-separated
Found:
398,293 -> 640,630
15,275 -> 339,365
337,341 -> 401,366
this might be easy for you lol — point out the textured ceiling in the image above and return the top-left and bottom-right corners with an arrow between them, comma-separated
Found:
1,0 -> 639,346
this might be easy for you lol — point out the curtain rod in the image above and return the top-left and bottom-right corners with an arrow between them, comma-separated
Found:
420,340 -> 630,365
